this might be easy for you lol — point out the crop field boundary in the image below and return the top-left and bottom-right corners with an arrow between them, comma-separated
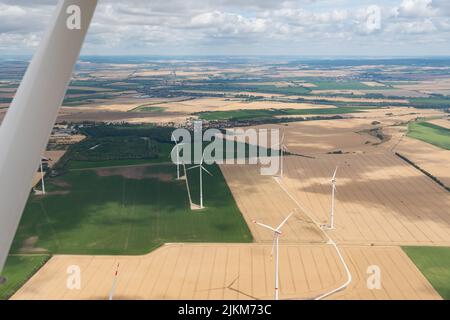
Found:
395,152 -> 450,192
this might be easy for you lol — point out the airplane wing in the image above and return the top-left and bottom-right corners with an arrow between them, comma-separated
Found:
0,0 -> 97,272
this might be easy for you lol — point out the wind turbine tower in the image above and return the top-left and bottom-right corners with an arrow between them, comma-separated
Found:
253,211 -> 295,300
188,152 -> 213,209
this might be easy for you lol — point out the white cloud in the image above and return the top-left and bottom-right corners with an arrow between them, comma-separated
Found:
389,18 -> 437,34
0,0 -> 449,55
396,0 -> 437,18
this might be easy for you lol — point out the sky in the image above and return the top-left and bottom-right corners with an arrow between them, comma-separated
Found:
0,0 -> 449,56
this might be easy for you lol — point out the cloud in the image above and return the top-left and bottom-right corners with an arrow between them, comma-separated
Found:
389,18 -> 437,34
0,0 -> 449,55
396,0 -> 437,18
356,5 -> 383,34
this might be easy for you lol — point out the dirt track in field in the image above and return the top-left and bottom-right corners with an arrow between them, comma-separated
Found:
11,244 -> 440,300
220,164 -> 326,244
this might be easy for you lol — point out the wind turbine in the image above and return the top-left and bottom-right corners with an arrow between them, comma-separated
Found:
252,211 -> 295,300
171,134 -> 185,180
188,152 -> 213,209
326,166 -> 338,230
274,132 -> 288,178
0,0 -> 97,273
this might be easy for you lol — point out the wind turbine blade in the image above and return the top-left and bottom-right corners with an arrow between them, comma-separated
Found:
0,0 -> 97,273
252,221 -> 278,233
276,212 -> 295,231
332,166 -> 338,181
201,148 -> 209,165
201,166 -> 213,176
187,165 -> 201,171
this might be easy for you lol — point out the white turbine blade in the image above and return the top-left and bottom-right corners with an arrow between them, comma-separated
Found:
276,212 -> 295,231
201,165 -> 213,176
332,166 -> 338,181
187,165 -> 201,171
0,0 -> 97,273
252,220 -> 277,233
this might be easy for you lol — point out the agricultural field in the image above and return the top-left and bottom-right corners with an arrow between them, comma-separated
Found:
222,154 -> 450,246
0,255 -> 50,300
407,122 -> 450,150
403,246 -> 450,300
197,107 -> 376,121
11,163 -> 251,256
1,56 -> 450,301
3,57 -> 450,127
11,244 -> 440,300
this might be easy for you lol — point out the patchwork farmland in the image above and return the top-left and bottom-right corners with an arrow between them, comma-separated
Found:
1,56 -> 450,301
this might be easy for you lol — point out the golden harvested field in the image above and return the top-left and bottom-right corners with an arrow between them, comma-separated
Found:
272,69 -> 357,78
11,244 -> 440,300
428,118 -> 450,129
220,154 -> 450,246
395,136 -> 450,187
361,82 -> 386,87
57,97 -> 337,124
393,79 -> 450,95
182,90 -> 285,98
243,108 -> 445,155
57,109 -> 188,124
220,164 -> 326,244
311,89 -> 429,98
147,97 -> 332,113
331,245 -> 441,300
247,119 -> 381,155
279,154 -> 450,245
354,106 -> 444,121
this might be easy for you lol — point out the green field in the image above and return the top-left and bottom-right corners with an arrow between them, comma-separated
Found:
66,139 -> 173,170
407,122 -> 450,150
403,247 -> 450,300
0,255 -> 50,300
409,97 -> 450,108
68,158 -> 161,170
197,107 -> 372,121
11,163 -> 252,255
